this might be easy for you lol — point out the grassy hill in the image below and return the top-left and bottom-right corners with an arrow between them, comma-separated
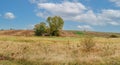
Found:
0,30 -> 120,38
0,30 -> 120,65
0,35 -> 120,65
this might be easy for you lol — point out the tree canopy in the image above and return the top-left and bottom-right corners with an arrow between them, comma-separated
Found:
47,16 -> 64,36
34,22 -> 47,36
34,16 -> 64,36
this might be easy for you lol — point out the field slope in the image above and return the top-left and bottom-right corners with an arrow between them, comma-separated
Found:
0,35 -> 120,65
0,30 -> 120,37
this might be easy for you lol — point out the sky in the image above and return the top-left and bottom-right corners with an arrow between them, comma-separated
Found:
1,0 -> 120,32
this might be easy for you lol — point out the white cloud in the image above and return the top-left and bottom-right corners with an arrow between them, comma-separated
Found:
108,22 -> 119,26
97,10 -> 120,26
73,10 -> 100,25
110,0 -> 120,7
100,10 -> 120,18
35,1 -> 88,20
35,1 -> 87,19
73,9 -> 120,26
75,9 -> 120,26
4,12 -> 15,19
31,0 -> 120,26
37,2 -> 86,14
77,25 -> 93,31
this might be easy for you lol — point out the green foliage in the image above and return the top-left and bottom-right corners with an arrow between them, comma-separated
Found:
47,16 -> 64,36
34,22 -> 47,36
109,34 -> 118,38
75,31 -> 84,35
34,16 -> 64,36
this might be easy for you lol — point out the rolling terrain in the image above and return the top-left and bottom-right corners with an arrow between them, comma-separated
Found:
0,30 -> 120,37
0,30 -> 120,65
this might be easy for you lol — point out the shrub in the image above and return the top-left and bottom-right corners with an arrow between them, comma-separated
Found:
81,36 -> 96,52
34,22 -> 47,36
109,34 -> 118,38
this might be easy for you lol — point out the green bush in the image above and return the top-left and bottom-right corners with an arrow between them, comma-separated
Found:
34,16 -> 64,36
34,22 -> 47,36
109,34 -> 118,38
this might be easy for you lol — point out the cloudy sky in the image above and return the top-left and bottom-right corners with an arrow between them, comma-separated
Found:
0,0 -> 120,32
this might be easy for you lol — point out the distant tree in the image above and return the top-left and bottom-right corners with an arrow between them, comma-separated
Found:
109,34 -> 118,38
10,28 -> 14,30
0,29 -> 4,31
34,22 -> 47,36
34,16 -> 64,36
47,16 -> 64,36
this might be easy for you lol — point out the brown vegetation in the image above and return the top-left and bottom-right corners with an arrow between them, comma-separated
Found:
0,36 -> 120,65
0,30 -> 34,36
0,30 -> 120,38
0,30 -> 77,37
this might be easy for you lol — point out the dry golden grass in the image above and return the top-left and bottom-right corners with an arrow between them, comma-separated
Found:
0,35 -> 120,65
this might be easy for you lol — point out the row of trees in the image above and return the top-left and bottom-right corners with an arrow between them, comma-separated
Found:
34,16 -> 64,36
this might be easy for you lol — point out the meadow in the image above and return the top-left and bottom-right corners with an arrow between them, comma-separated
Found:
0,35 -> 120,65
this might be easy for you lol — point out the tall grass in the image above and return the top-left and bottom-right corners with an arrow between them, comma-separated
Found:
81,36 -> 96,52
0,36 -> 120,65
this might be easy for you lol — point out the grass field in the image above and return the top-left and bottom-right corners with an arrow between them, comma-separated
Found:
0,35 -> 120,65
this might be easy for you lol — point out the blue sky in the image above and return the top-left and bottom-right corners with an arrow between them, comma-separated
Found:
0,0 -> 120,32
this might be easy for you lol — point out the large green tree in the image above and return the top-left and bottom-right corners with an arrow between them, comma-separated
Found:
47,16 -> 64,36
34,16 -> 64,36
34,22 -> 47,36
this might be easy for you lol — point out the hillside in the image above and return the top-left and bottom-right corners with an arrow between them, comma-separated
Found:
0,30 -> 34,36
0,30 -> 120,37
0,30 -> 120,65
